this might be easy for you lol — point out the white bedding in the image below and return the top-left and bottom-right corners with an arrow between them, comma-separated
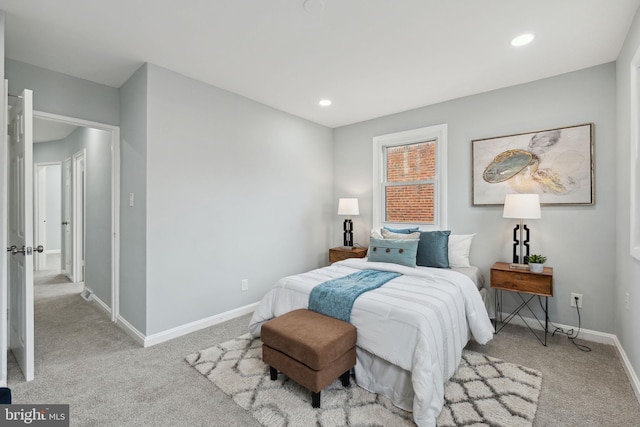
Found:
249,258 -> 494,427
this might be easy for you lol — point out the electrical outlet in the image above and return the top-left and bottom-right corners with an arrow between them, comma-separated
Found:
241,279 -> 248,292
570,293 -> 583,308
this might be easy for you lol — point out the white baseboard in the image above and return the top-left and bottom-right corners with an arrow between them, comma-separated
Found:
86,288 -> 109,314
116,315 -> 146,346
84,294 -> 259,349
114,302 -> 259,348
495,311 -> 616,345
612,335 -> 640,403
143,302 -> 260,347
81,288 -> 146,346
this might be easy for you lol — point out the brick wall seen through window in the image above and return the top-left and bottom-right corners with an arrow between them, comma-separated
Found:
385,141 -> 435,223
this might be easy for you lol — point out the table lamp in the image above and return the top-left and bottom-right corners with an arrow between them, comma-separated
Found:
503,193 -> 541,268
338,198 -> 359,248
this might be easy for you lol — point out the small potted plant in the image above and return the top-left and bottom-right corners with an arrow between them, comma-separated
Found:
528,254 -> 547,273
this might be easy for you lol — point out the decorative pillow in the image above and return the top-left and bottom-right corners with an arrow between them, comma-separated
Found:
381,229 -> 421,240
448,234 -> 476,268
368,238 -> 419,268
383,226 -> 420,234
416,230 -> 451,268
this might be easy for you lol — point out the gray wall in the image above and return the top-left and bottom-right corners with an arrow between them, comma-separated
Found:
333,63 -> 617,332
6,59 -> 119,126
118,64 -> 148,333
616,7 -> 640,390
33,128 -> 113,305
143,64 -> 333,335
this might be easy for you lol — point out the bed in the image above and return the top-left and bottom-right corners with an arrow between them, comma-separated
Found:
249,249 -> 494,426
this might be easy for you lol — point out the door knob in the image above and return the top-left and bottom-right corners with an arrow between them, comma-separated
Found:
62,221 -> 69,225
6,245 -> 16,252
10,246 -> 25,255
35,245 -> 44,253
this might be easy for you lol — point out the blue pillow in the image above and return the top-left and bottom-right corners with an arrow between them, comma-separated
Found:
416,230 -> 451,268
383,226 -> 420,234
368,238 -> 419,268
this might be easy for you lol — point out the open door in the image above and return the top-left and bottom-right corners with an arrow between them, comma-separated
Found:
7,89 -> 35,381
72,150 -> 85,282
1,81 -> 8,386
62,157 -> 72,280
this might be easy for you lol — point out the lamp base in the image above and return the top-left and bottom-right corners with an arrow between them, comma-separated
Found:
512,223 -> 530,265
509,263 -> 530,270
343,219 -> 354,248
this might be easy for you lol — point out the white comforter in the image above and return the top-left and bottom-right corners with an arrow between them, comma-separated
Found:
248,258 -> 494,427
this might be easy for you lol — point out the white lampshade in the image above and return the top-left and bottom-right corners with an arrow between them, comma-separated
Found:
337,198 -> 359,216
503,194 -> 541,219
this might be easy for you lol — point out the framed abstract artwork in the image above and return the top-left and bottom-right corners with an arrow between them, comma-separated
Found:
472,123 -> 594,205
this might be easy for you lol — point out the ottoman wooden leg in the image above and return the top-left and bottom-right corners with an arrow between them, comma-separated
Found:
270,366 -> 277,380
340,370 -> 350,387
312,391 -> 320,408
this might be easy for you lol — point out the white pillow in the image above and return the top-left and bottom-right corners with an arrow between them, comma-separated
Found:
448,234 -> 476,267
380,229 -> 421,240
370,228 -> 383,240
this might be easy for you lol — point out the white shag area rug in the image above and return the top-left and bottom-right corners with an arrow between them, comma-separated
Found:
186,334 -> 542,427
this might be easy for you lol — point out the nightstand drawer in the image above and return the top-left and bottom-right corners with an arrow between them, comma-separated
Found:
491,269 -> 553,296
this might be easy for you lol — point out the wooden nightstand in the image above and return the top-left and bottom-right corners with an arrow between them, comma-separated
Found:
329,247 -> 368,263
490,262 -> 553,346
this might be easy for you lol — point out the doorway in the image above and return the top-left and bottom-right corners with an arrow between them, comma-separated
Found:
32,111 -> 120,322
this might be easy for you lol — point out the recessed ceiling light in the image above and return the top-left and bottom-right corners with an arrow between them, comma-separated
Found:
319,99 -> 332,107
511,33 -> 535,47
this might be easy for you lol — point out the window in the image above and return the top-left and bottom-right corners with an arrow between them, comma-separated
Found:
373,124 -> 447,230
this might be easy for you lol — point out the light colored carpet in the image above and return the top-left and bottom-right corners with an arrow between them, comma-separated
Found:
7,281 -> 640,426
186,334 -> 542,426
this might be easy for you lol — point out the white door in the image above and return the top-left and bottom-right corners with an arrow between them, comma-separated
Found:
72,151 -> 85,282
62,157 -> 72,280
7,89 -> 35,381
0,81 -> 8,386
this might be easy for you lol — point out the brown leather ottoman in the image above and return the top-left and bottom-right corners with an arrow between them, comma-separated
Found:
261,309 -> 357,408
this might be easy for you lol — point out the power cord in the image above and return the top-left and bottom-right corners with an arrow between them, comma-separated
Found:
547,296 -> 591,352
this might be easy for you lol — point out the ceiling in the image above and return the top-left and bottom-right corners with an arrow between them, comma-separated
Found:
33,117 -> 76,143
1,0 -> 639,128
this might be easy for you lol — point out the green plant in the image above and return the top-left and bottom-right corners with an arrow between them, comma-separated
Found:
528,254 -> 547,264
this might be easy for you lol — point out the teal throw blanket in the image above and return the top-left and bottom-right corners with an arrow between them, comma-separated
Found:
308,269 -> 401,322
